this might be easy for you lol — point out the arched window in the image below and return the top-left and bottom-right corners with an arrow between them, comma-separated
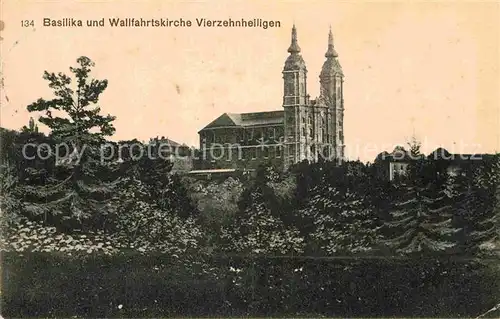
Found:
285,81 -> 295,96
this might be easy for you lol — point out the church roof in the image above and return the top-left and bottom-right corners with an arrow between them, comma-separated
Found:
150,136 -> 185,147
375,146 -> 415,162
320,58 -> 343,77
284,24 -> 307,71
200,111 -> 284,131
320,28 -> 343,76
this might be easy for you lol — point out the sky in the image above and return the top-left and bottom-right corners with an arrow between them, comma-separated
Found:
1,0 -> 499,162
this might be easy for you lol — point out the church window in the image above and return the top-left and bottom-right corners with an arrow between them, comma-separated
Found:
302,127 -> 306,136
264,147 -> 269,158
255,130 -> 262,142
268,127 -> 275,140
302,116 -> 305,123
309,128 -> 313,138
285,81 -> 295,96
276,127 -> 283,139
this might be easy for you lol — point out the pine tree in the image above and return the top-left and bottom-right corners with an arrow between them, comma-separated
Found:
303,162 -> 383,255
18,56 -> 118,232
223,187 -> 304,255
383,166 -> 461,255
459,155 -> 500,254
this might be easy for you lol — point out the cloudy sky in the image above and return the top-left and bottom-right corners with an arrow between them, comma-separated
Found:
1,0 -> 499,161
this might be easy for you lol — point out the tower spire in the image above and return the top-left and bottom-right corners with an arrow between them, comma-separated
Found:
325,26 -> 338,58
288,24 -> 301,54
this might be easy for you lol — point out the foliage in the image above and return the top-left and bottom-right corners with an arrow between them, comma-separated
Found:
100,140 -> 202,255
3,253 -> 500,318
11,57 -> 119,232
186,176 -> 244,230
219,165 -> 305,256
307,186 -> 383,254
20,117 -> 39,134
3,85 -> 500,319
221,194 -> 305,255
0,219 -> 120,255
115,139 -> 197,219
27,56 -> 115,146
457,155 -> 500,255
383,163 -> 462,255
298,161 -> 384,255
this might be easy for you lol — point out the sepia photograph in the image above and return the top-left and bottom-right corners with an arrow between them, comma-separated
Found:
0,0 -> 499,318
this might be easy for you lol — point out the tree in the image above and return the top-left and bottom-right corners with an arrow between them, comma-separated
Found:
300,162 -> 384,255
383,165 -> 461,255
187,176 -> 244,231
109,139 -> 201,254
220,165 -> 304,256
407,136 -> 422,159
20,117 -> 39,134
18,56 -> 118,232
457,155 -> 500,255
28,56 -> 115,147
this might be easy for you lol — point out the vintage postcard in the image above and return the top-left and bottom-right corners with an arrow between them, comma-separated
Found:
0,0 -> 499,318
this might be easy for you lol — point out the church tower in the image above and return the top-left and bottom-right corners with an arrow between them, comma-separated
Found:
282,25 -> 310,169
319,27 -> 345,162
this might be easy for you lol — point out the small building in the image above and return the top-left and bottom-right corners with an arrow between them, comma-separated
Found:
374,146 -> 414,181
149,136 -> 194,173
375,146 -> 496,181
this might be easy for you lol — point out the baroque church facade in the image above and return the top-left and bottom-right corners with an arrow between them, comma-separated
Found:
195,25 -> 345,171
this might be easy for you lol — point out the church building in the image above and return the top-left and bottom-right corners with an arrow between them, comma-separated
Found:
195,25 -> 345,172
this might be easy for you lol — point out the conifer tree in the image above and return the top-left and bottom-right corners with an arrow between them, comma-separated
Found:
458,155 -> 500,254
383,147 -> 461,255
303,162 -> 383,255
19,56 -> 118,232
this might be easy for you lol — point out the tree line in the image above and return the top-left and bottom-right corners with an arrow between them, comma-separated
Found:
1,56 -> 499,317
0,56 -> 499,258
